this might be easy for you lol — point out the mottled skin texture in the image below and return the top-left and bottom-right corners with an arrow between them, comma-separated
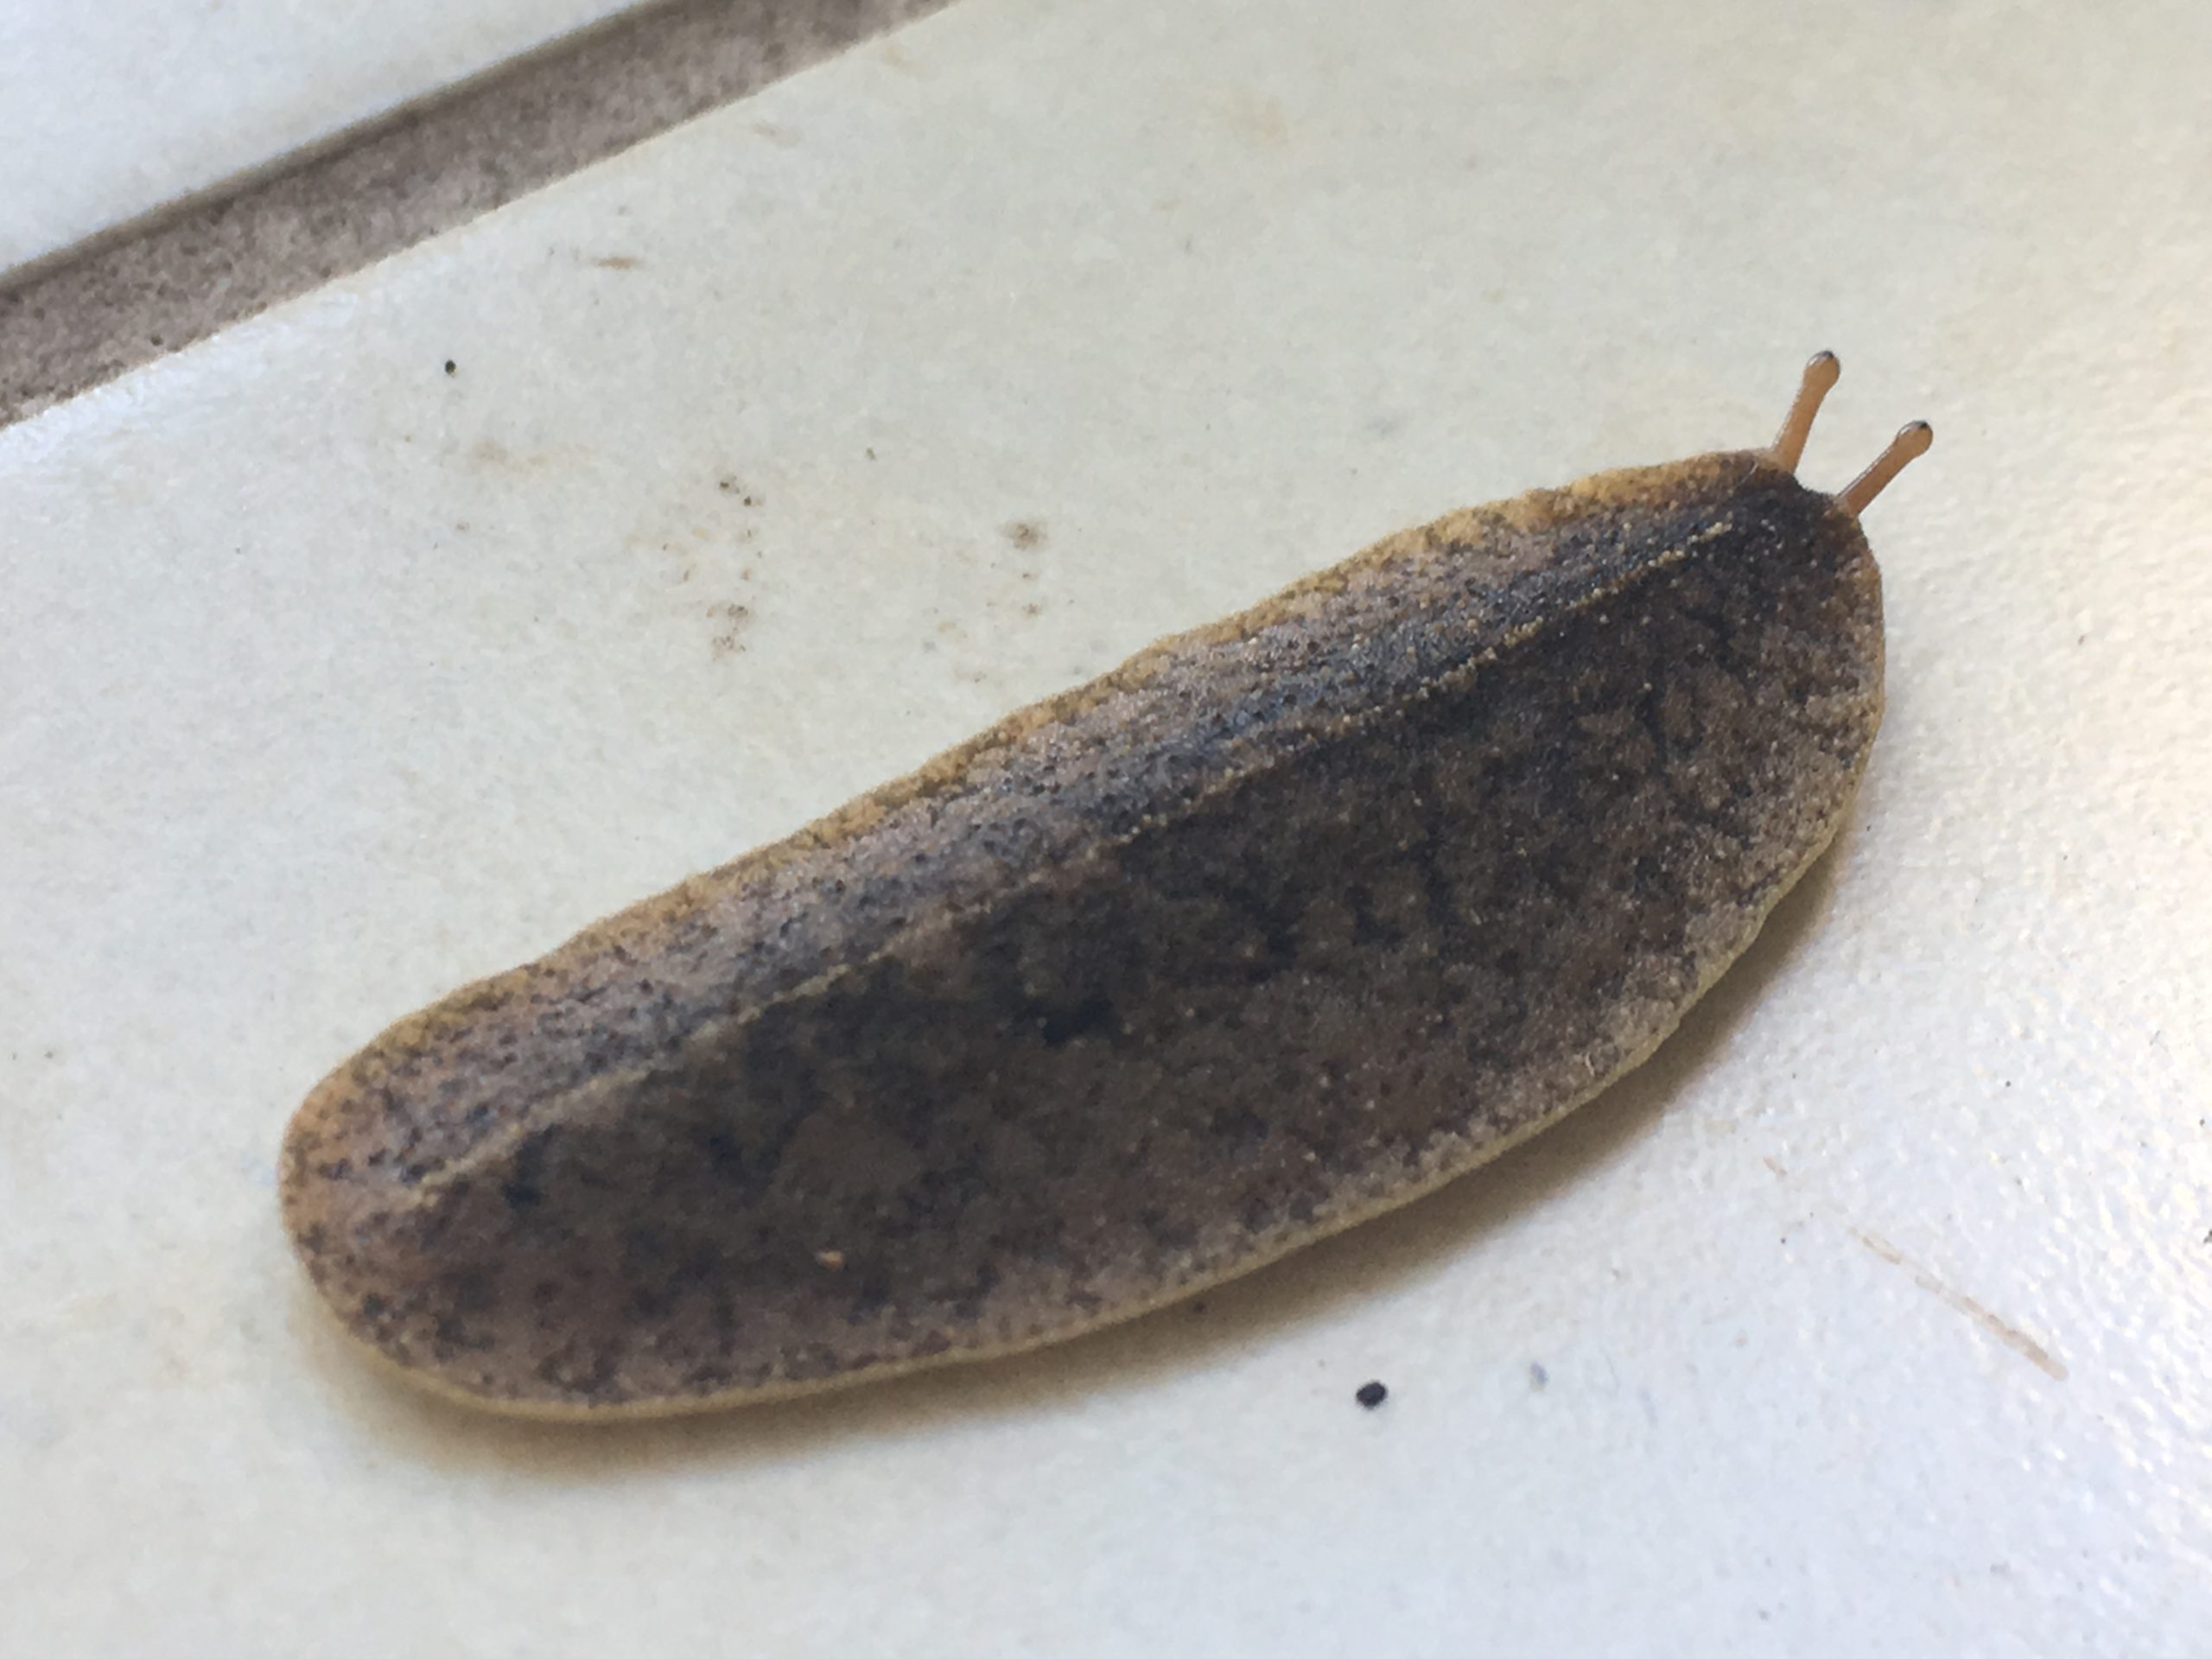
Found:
282,449 -> 1885,1416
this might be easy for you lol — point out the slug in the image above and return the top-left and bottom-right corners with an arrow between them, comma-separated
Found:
282,354 -> 1929,1418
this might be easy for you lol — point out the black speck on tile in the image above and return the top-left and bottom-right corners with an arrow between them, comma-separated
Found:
444,359 -> 457,375
1355,1380 -> 1388,1409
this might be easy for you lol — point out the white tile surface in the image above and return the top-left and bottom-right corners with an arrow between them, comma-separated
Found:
5,0 -> 2211,1653
0,0 -> 634,271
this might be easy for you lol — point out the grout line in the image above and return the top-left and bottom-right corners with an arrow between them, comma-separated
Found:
0,0 -> 953,431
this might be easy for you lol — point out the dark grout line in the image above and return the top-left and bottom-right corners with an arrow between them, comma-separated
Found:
0,0 -> 953,431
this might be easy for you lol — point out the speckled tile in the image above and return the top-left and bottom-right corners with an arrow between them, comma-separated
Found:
0,0 -> 634,272
4,0 -> 2210,1654
0,0 -> 950,426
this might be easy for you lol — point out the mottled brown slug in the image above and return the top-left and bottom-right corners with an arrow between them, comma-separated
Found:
282,354 -> 1929,1418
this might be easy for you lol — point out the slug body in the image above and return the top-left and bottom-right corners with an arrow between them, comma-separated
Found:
283,363 -> 1922,1417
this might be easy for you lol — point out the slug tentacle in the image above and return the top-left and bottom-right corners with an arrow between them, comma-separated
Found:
1837,421 -> 1935,516
1770,349 -> 1841,474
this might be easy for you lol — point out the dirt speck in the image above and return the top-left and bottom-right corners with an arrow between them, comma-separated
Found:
709,601 -> 753,658
591,254 -> 643,270
443,359 -> 456,375
1355,1380 -> 1388,1409
1021,602 -> 1045,618
753,119 -> 801,148
1850,1226 -> 2067,1382
1222,88 -> 1291,148
1528,1362 -> 1548,1389
878,40 -> 927,75
1001,518 -> 1047,550
717,478 -> 763,506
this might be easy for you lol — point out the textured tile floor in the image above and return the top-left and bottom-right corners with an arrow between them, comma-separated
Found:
0,0 -> 631,270
0,0 -> 948,425
4,1 -> 2209,1653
